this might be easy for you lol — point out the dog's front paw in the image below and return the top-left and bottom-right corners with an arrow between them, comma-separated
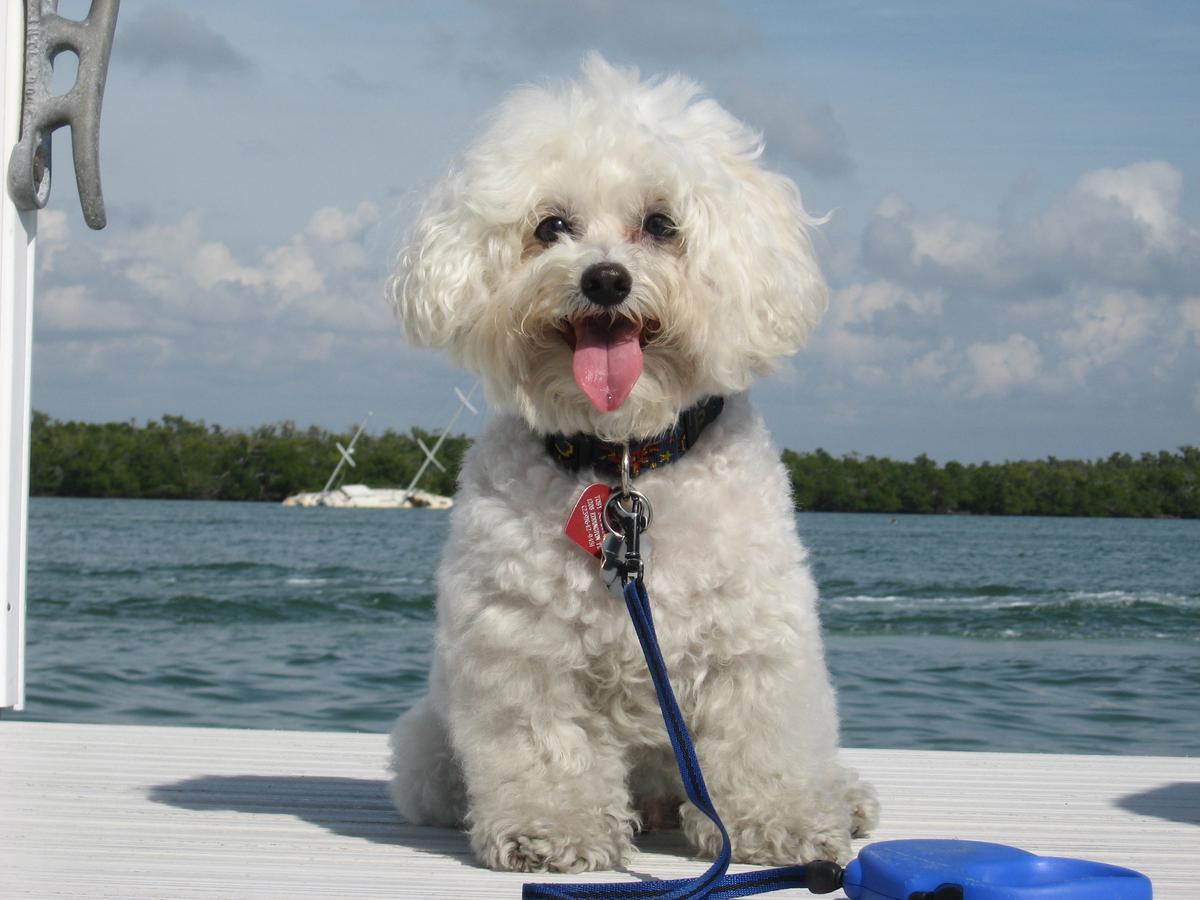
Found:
681,804 -> 853,866
473,819 -> 633,873
845,777 -> 880,838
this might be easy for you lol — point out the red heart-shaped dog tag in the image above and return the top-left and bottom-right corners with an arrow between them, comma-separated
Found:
564,483 -> 612,558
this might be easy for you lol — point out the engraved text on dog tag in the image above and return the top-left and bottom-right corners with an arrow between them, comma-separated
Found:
564,482 -> 613,558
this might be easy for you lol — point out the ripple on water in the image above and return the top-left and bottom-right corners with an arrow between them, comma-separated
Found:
18,499 -> 1200,754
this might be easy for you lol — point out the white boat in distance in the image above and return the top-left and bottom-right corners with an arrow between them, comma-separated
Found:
282,385 -> 479,510
282,484 -> 454,509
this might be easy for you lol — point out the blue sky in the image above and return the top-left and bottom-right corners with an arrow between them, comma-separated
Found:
32,0 -> 1200,462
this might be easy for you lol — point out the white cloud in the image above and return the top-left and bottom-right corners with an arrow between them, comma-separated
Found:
38,209 -> 70,243
1026,161 -> 1199,294
36,334 -> 174,379
1056,291 -> 1155,384
833,161 -> 1200,409
864,160 -> 1200,299
811,281 -> 950,390
264,243 -> 324,296
306,201 -> 381,243
188,242 -> 265,290
33,200 -> 397,396
37,210 -> 72,275
98,214 -> 231,304
909,216 -> 999,273
37,285 -> 141,333
1178,299 -> 1200,348
862,194 -> 1019,296
330,242 -> 370,270
1072,162 -> 1184,246
965,334 -> 1044,396
828,280 -> 942,328
907,339 -> 956,385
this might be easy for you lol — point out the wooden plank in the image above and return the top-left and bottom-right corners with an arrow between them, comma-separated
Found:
1,722 -> 1196,898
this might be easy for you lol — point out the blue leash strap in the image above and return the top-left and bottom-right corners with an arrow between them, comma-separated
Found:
523,579 -> 820,899
528,484 -> 1154,899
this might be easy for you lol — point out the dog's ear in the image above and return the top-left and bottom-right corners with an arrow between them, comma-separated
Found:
390,176 -> 491,351
701,163 -> 829,368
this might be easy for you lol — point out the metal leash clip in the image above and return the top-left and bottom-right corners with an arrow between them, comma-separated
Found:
598,444 -> 652,598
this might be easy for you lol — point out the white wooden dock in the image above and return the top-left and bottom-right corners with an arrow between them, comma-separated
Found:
1,722 -> 1196,898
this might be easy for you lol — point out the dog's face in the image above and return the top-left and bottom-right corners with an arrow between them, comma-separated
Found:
394,55 -> 828,441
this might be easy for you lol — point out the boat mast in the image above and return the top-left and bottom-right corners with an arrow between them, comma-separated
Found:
320,411 -> 372,496
404,383 -> 479,496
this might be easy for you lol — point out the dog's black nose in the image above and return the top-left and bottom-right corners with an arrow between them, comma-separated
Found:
580,262 -> 632,307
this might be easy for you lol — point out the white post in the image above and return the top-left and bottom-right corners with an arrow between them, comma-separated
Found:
0,0 -> 35,712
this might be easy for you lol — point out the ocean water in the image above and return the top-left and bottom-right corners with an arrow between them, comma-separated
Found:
16,497 -> 1200,755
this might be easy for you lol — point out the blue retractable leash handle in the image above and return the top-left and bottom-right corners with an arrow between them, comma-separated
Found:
526,488 -> 1153,899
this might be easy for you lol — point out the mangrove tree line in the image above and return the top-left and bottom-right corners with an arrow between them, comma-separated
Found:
27,412 -> 1200,517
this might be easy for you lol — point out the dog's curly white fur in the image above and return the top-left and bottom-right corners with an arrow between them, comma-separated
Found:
387,54 -> 878,874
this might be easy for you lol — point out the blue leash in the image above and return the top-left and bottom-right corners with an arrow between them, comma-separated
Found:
523,578 -> 830,899
530,481 -> 1153,899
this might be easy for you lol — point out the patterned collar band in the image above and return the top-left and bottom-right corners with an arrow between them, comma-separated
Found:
545,397 -> 725,480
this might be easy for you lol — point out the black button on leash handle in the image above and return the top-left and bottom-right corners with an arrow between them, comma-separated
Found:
908,885 -> 963,900
802,859 -> 845,894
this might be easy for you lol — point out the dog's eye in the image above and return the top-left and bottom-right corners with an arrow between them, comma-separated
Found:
534,216 -> 573,245
643,213 -> 677,239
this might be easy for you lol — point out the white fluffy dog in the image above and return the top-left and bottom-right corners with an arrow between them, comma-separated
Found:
388,54 -> 878,874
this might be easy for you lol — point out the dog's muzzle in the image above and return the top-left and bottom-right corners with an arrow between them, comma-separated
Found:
580,262 -> 632,307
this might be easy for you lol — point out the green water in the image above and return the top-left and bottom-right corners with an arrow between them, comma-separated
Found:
17,498 -> 1200,755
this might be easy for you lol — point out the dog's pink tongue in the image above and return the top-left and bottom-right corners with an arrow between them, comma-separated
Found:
572,318 -> 644,412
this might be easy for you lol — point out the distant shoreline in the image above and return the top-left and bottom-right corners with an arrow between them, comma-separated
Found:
28,412 -> 1199,519
28,494 -> 1193,522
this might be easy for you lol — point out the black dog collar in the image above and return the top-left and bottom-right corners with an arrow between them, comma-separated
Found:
545,396 -> 725,480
